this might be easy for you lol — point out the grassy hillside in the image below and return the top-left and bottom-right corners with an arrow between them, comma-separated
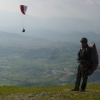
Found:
0,44 -> 78,86
0,84 -> 100,100
0,37 -> 80,86
0,31 -> 99,86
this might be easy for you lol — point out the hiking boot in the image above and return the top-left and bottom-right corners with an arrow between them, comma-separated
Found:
71,88 -> 79,91
79,89 -> 85,92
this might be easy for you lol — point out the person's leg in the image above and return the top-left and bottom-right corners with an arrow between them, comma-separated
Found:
81,66 -> 88,91
81,77 -> 88,91
71,65 -> 81,91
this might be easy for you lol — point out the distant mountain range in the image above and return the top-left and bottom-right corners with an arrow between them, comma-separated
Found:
32,30 -> 100,43
0,10 -> 100,34
0,31 -> 100,48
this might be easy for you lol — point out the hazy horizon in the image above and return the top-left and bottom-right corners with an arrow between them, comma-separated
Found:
0,10 -> 100,35
0,0 -> 100,34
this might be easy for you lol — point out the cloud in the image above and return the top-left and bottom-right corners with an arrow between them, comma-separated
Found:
0,0 -> 100,18
30,0 -> 100,18
49,0 -> 100,5
85,0 -> 100,5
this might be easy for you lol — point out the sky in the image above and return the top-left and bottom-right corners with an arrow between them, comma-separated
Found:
0,0 -> 100,18
0,0 -> 100,34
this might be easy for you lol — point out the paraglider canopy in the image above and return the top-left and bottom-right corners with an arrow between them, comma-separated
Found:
20,5 -> 27,15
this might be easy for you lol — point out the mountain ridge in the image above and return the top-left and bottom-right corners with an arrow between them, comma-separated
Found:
0,10 -> 100,34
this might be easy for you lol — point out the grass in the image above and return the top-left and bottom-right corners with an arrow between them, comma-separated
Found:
0,84 -> 100,100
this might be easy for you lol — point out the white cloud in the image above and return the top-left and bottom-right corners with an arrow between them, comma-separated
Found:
31,0 -> 100,18
0,0 -> 100,18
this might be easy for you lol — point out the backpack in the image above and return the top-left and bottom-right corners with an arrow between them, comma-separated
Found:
87,42 -> 99,76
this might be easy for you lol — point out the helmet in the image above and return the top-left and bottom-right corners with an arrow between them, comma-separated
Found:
80,38 -> 88,44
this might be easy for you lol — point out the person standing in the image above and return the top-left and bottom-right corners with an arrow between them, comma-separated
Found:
71,37 -> 93,92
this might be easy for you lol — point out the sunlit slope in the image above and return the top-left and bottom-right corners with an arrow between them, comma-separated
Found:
0,84 -> 100,100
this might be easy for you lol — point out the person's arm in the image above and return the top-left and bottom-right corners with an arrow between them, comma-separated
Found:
77,50 -> 81,63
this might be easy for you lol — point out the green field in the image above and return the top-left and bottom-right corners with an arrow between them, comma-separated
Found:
0,32 -> 99,86
0,43 -> 79,86
0,84 -> 100,100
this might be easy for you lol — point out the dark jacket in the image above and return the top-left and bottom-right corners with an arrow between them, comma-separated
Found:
77,44 -> 93,64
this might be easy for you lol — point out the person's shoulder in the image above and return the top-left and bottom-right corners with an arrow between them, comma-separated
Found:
87,46 -> 92,52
